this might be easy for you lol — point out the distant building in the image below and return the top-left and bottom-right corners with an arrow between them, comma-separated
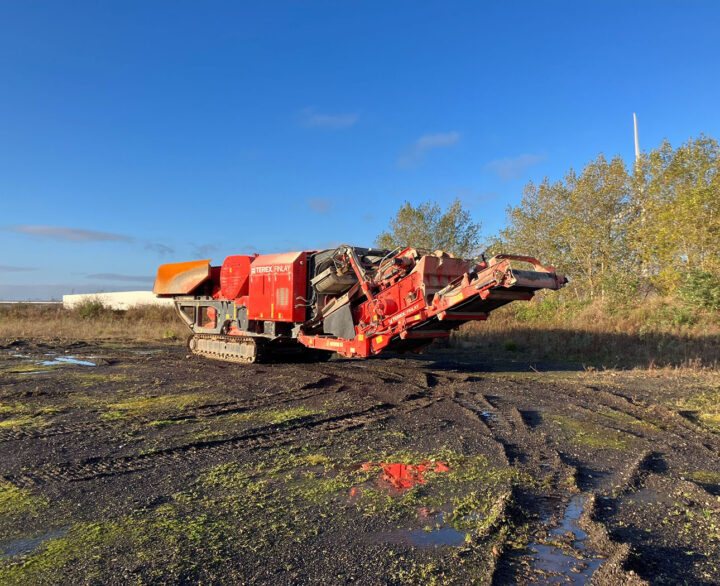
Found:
62,291 -> 173,310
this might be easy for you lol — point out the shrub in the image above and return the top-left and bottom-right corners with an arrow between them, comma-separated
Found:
513,295 -> 589,324
647,302 -> 698,327
75,300 -> 109,320
679,270 -> 720,311
162,329 -> 179,340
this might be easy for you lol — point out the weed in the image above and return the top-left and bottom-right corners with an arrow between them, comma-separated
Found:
209,407 -> 323,427
302,454 -> 330,466
148,419 -> 188,427
678,387 -> 720,431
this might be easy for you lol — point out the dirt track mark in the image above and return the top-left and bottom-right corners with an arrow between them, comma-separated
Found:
6,392 -> 442,487
451,389 -> 574,489
0,376 -> 347,444
6,404 -> 393,486
529,381 -> 720,460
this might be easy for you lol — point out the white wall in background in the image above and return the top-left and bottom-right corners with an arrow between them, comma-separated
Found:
62,291 -> 173,310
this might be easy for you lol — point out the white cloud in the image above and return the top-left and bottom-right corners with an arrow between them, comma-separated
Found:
485,154 -> 546,180
192,243 -> 218,257
0,265 -> 36,272
144,242 -> 175,256
85,273 -> 154,282
5,225 -> 133,242
299,107 -> 358,129
397,131 -> 460,168
307,197 -> 334,214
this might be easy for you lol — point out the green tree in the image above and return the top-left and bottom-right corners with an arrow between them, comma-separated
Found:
375,198 -> 481,258
495,154 -> 634,299
631,135 -> 720,292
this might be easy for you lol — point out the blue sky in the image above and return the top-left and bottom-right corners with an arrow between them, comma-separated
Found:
1,1 -> 719,300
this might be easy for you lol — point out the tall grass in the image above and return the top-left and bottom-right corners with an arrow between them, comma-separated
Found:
451,296 -> 720,369
0,302 -> 183,342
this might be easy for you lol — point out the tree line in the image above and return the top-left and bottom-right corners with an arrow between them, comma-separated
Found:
377,134 -> 720,307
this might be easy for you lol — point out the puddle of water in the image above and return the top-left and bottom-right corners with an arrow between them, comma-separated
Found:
1,527 -> 69,558
480,410 -> 498,420
549,495 -> 588,540
355,462 -> 463,548
39,356 -> 96,367
527,495 -> 603,584
10,353 -> 96,368
17,370 -> 53,376
623,488 -> 673,507
388,526 -> 467,548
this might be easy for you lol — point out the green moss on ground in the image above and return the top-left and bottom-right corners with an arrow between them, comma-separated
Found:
64,372 -> 131,387
107,393 -> 209,414
0,483 -> 47,518
687,470 -> 720,485
547,414 -> 634,450
0,447 -> 515,584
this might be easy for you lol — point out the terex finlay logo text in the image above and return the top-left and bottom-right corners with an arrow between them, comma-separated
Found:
251,264 -> 291,275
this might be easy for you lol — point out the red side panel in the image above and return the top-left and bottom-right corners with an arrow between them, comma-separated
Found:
220,255 -> 253,299
246,251 -> 307,322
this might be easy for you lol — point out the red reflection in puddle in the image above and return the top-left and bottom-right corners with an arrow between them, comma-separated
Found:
352,460 -> 450,493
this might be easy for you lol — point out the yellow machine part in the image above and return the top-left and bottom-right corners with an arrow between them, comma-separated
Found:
153,259 -> 211,295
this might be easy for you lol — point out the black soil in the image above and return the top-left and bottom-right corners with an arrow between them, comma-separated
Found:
1,340 -> 719,584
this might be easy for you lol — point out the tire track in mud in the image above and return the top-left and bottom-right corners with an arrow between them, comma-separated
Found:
553,382 -> 720,463
5,391 -> 441,487
497,378 -> 720,504
478,389 -> 643,585
505,377 -> 720,462
577,450 -> 701,585
492,381 -> 720,585
451,389 -> 576,491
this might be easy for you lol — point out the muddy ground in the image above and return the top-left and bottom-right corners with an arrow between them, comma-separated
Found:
1,340 -> 719,585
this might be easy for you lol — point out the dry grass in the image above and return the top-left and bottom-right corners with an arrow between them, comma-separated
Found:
0,303 -> 183,342
452,297 -> 720,370
2,298 -> 718,370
